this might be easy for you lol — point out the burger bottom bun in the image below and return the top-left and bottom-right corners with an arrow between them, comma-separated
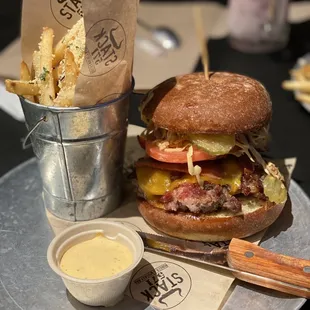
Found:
138,198 -> 285,242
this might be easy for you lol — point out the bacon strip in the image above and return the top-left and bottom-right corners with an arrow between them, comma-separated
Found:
136,157 -> 223,178
136,155 -> 255,177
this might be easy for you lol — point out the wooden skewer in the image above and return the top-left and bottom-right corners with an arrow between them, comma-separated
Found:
267,0 -> 276,22
193,6 -> 209,80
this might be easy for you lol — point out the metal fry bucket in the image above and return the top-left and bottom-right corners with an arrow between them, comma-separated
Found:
19,86 -> 132,221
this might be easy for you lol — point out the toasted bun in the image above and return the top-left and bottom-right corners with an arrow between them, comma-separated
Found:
140,72 -> 272,134
138,198 -> 285,242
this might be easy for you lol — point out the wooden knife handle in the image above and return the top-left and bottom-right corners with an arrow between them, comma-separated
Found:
227,238 -> 310,298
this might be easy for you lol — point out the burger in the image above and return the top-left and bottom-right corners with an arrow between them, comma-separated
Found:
135,72 -> 287,242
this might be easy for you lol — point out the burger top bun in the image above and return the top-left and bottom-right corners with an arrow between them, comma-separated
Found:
140,72 -> 272,134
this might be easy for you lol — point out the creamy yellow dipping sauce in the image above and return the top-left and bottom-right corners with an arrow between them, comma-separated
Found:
60,234 -> 133,280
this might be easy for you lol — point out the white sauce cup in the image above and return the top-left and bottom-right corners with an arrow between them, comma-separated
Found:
47,220 -> 144,307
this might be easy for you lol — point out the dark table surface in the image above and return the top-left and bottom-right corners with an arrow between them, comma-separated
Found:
0,1 -> 310,309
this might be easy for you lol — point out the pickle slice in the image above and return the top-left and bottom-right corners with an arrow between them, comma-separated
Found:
263,175 -> 287,204
189,134 -> 235,156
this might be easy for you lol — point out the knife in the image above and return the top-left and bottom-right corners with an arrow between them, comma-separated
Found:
137,231 -> 310,298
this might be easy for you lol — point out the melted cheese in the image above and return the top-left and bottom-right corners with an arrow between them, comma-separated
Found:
60,234 -> 133,280
221,158 -> 242,194
136,158 -> 242,197
136,167 -> 171,198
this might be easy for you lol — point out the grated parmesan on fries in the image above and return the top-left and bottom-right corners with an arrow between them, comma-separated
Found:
5,18 -> 85,107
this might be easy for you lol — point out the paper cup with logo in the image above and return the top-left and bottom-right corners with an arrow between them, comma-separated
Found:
47,220 -> 144,307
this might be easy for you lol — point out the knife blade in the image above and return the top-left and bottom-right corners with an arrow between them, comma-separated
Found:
137,231 -> 310,298
138,230 -> 229,264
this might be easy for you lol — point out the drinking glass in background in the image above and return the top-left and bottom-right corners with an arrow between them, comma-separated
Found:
228,0 -> 290,53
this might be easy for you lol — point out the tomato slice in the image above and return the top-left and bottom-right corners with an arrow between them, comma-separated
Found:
145,141 -> 214,163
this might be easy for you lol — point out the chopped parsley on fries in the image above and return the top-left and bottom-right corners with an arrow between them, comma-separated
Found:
5,18 -> 85,107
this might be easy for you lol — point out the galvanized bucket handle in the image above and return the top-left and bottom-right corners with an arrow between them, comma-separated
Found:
22,116 -> 47,150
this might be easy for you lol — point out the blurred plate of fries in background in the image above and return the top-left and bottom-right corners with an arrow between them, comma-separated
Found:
282,54 -> 310,113
5,18 -> 85,108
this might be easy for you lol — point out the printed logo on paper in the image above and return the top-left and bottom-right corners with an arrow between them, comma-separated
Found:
130,261 -> 192,309
81,19 -> 126,77
202,240 -> 230,248
50,0 -> 83,28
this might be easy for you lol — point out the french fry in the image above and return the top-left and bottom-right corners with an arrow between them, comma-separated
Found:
300,64 -> 310,79
295,93 -> 310,104
66,24 -> 86,70
53,60 -> 65,97
57,60 -> 65,85
53,67 -> 60,94
54,50 -> 78,107
53,18 -> 83,67
282,80 -> 310,93
31,52 -> 40,103
31,51 -> 40,80
63,49 -> 79,87
38,27 -> 55,106
20,61 -> 35,102
53,66 -> 59,81
5,80 -> 39,96
20,61 -> 31,81
53,89 -> 75,107
289,69 -> 306,81
283,60 -> 310,106
5,18 -> 85,107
